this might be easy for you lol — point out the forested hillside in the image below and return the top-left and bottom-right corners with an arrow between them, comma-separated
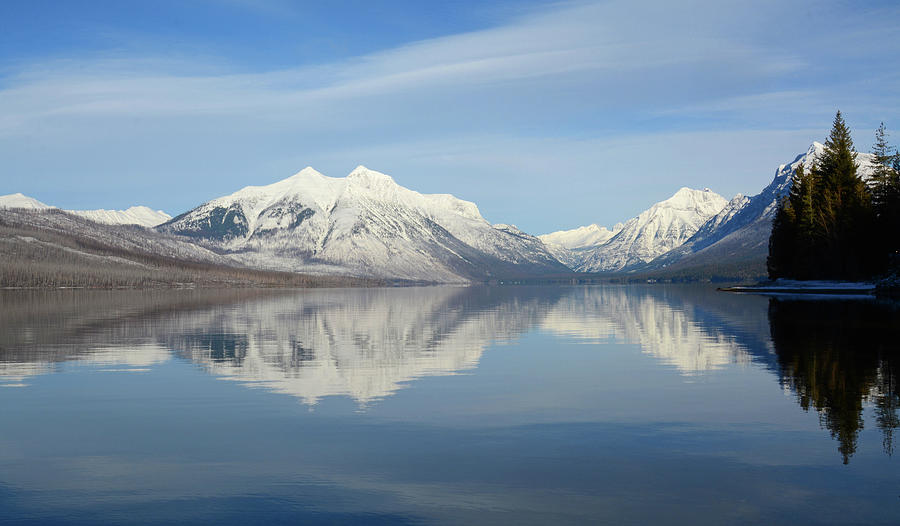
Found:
0,209 -> 379,288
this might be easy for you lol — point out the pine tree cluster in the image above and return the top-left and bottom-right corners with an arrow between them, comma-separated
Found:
768,111 -> 900,280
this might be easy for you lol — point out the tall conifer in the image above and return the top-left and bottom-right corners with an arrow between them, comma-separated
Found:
871,123 -> 900,261
769,111 -> 879,279
819,111 -> 873,278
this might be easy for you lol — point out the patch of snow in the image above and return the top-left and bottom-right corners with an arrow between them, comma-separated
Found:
539,223 -> 623,250
67,206 -> 172,227
0,193 -> 53,210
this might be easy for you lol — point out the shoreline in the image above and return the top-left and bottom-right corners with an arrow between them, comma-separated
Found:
718,280 -> 876,296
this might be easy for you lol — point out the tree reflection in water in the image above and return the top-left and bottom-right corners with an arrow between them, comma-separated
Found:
768,298 -> 900,463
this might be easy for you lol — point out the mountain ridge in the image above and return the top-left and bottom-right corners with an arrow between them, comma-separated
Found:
158,165 -> 567,282
539,187 -> 728,273
5,142 -> 884,284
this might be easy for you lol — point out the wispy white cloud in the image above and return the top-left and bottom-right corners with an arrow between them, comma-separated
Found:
0,1 -> 808,124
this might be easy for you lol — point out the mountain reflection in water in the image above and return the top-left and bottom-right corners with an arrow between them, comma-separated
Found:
1,286 -> 898,463
1,286 -> 763,398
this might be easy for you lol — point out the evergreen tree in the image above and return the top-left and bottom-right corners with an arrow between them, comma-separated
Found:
870,123 -> 900,261
769,111 -> 879,279
768,194 -> 796,279
871,122 -> 894,214
818,111 -> 875,278
770,162 -> 822,279
818,111 -> 858,191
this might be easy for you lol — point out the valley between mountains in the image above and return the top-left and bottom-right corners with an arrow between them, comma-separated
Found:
0,145 -> 878,286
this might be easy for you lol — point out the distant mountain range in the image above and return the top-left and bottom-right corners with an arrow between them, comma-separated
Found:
69,207 -> 171,228
541,188 -> 727,272
539,142 -> 879,278
1,144 -> 882,283
0,193 -> 170,227
634,143 -> 877,276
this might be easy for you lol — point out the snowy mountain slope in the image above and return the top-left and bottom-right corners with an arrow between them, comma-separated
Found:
575,188 -> 728,272
0,193 -> 53,210
1,193 -> 170,227
68,206 -> 171,227
158,166 -> 567,281
539,223 -> 624,249
538,223 -> 624,268
0,208 -> 371,288
1,208 -> 229,265
645,143 -> 879,273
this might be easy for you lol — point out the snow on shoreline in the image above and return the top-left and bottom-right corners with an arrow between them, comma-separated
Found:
719,279 -> 875,295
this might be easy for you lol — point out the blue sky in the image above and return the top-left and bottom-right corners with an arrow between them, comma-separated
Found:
2,0 -> 899,233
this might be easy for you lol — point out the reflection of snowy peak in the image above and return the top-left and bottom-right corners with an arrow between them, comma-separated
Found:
1,286 -> 776,399
540,286 -> 759,374
68,206 -> 172,227
576,188 -> 727,272
160,288 -> 556,405
158,166 -> 566,282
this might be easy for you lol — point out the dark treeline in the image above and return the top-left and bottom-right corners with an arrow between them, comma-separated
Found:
501,259 -> 767,285
768,111 -> 900,280
769,298 -> 900,464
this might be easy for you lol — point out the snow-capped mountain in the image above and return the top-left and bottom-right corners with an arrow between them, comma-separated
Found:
538,223 -> 624,268
158,166 -> 567,282
1,193 -> 170,227
0,193 -> 53,210
573,188 -> 728,272
644,143 -> 879,274
67,206 -> 171,227
539,223 -> 624,249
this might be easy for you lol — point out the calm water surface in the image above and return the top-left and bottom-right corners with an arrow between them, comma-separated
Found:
1,285 -> 898,525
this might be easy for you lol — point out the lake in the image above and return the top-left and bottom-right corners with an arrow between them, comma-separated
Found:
1,285 -> 898,525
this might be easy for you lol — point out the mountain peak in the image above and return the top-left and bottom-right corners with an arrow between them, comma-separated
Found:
0,193 -> 53,210
158,165 -> 566,281
538,222 -> 624,252
658,187 -> 725,211
346,165 -> 397,187
572,187 -> 727,272
286,166 -> 327,180
673,186 -> 713,196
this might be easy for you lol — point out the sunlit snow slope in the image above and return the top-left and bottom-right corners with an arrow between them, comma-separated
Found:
68,206 -> 172,227
0,193 -> 53,210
